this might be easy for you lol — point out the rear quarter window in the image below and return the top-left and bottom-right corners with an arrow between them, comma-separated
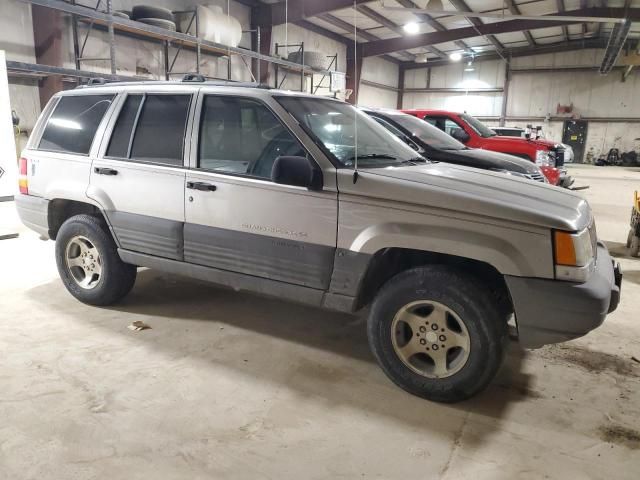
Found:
38,95 -> 114,155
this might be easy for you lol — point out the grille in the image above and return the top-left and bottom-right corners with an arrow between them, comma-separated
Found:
526,172 -> 546,182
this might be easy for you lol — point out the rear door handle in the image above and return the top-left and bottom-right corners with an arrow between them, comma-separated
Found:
186,181 -> 217,192
94,167 -> 118,176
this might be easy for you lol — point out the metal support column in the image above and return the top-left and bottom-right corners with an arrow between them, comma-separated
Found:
106,0 -> 116,74
500,60 -> 511,126
70,1 -> 81,70
300,42 -> 305,92
397,65 -> 405,109
195,11 -> 201,74
163,41 -> 169,80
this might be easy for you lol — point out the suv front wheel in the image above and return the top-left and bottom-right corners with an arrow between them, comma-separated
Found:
55,214 -> 137,306
367,265 -> 508,403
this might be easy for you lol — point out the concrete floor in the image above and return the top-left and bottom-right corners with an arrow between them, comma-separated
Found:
1,164 -> 639,479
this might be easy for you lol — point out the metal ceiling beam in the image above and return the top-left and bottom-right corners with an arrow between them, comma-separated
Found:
265,0 -> 375,26
401,38 -> 609,69
579,0 -> 588,36
599,19 -> 632,74
448,0 -> 504,52
362,7 -> 640,57
394,0 -> 475,55
556,0 -> 570,43
294,19 -> 351,45
355,4 -> 446,58
506,0 -> 535,46
318,13 -> 414,63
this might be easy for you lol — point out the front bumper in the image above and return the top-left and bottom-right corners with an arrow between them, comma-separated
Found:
558,168 -> 575,188
505,243 -> 621,349
15,193 -> 50,238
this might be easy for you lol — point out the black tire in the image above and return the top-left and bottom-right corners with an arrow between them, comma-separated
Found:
55,214 -> 137,306
367,265 -> 508,403
137,18 -> 177,31
630,234 -> 640,257
131,5 -> 175,22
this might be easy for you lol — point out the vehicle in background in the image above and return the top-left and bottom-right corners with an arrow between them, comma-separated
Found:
628,190 -> 640,257
402,109 -> 574,188
362,107 -> 548,183
491,126 -> 575,164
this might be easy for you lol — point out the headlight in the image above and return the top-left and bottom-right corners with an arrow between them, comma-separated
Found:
553,226 -> 597,282
535,150 -> 555,167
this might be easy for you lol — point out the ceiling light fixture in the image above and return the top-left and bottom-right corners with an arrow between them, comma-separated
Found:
415,53 -> 428,64
425,0 -> 444,10
403,22 -> 420,34
449,52 -> 462,61
464,60 -> 475,72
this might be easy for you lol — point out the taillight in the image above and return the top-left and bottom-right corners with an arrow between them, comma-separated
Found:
18,157 -> 28,194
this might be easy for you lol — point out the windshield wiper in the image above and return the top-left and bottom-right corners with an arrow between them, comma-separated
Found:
398,157 -> 428,165
346,153 -> 398,161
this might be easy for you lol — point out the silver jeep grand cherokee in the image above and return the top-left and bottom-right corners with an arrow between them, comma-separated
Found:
15,79 -> 622,403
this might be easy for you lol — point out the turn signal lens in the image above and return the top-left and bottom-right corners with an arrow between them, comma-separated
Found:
554,231 -> 577,266
18,157 -> 28,194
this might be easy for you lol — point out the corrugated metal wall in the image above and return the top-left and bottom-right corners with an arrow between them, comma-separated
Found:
402,49 -> 640,160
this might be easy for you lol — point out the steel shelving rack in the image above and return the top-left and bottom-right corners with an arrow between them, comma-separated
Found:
11,0 -> 341,89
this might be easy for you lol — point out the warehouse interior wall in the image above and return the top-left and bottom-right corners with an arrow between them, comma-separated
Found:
3,0 -> 640,160
358,56 -> 399,108
402,49 -> 640,161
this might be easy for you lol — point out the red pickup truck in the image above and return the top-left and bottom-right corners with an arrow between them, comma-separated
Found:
402,109 -> 571,187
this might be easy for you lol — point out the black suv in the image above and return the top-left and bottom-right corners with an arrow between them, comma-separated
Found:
362,107 -> 547,182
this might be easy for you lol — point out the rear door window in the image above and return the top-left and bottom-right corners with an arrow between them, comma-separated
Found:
106,94 -> 143,158
39,94 -> 114,154
105,94 -> 191,166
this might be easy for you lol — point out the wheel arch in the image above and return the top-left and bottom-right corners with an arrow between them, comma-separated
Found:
47,199 -> 108,240
353,247 -> 513,319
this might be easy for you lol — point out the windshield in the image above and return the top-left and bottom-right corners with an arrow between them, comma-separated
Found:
276,97 -> 422,167
385,113 -> 466,150
460,113 -> 496,138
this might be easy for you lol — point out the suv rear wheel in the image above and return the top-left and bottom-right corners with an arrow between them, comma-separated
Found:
367,265 -> 508,403
55,214 -> 137,306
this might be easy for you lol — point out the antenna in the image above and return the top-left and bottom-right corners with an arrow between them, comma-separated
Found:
353,0 -> 359,184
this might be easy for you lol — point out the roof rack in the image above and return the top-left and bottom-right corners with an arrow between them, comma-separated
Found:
181,73 -> 206,83
86,77 -> 108,86
74,76 -> 273,89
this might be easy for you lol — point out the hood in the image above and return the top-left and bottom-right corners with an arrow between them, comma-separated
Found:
490,135 -> 556,149
443,148 -> 540,174
340,162 -> 591,232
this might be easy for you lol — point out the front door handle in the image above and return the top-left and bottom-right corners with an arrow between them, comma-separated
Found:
94,167 -> 118,176
186,181 -> 217,192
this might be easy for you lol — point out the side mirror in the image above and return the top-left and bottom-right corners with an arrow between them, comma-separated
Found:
450,128 -> 470,143
271,156 -> 323,191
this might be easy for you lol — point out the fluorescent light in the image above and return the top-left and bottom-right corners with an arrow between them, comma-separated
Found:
449,52 -> 462,61
403,22 -> 420,34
